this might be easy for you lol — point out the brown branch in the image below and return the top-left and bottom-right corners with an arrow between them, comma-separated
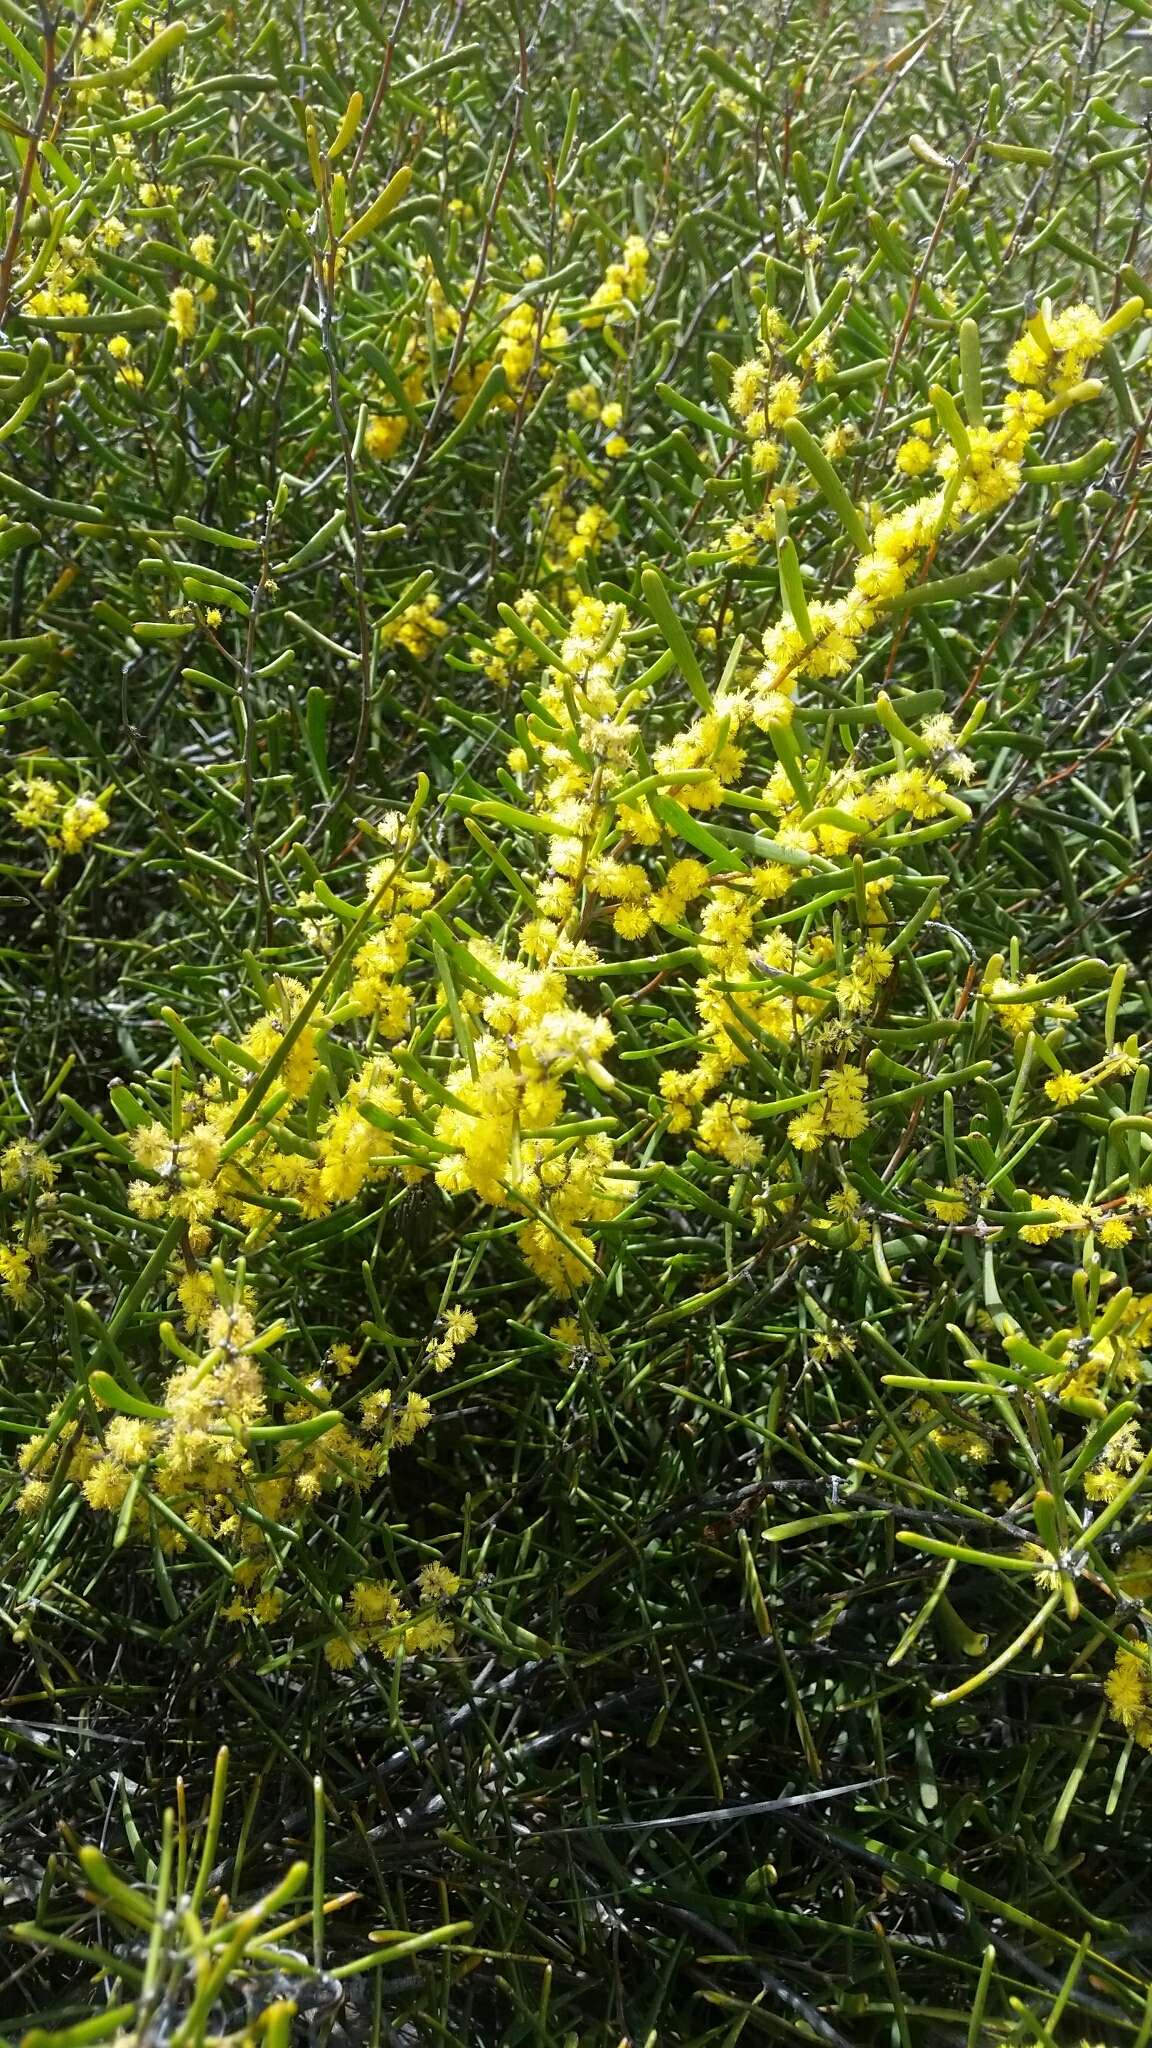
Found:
0,19 -> 57,332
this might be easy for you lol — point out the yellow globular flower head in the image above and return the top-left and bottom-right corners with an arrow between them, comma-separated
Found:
10,778 -> 112,860
584,233 -> 650,327
2,1139 -> 56,1193
365,412 -> 407,460
241,980 -> 321,1100
730,357 -> 767,422
1044,1070 -> 1085,1106
168,285 -> 198,342
58,794 -> 111,856
1105,1648 -> 1152,1747
765,374 -> 802,426
0,1244 -> 34,1305
427,1303 -> 476,1372
697,1096 -> 763,1169
379,590 -> 449,660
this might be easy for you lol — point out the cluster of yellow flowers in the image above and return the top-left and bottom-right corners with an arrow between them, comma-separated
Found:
545,478 -> 619,569
365,404 -> 412,461
106,299 -> 1139,1308
1017,1188 -> 1152,1252
728,311 -> 807,484
479,589 -> 552,689
583,233 -> 651,326
719,300 -> 1139,733
16,1258 -> 472,1644
1017,1292 -> 1152,1426
18,79 -> 218,354
363,255 -> 570,471
379,589 -> 450,661
429,934 -> 627,1293
168,284 -> 199,345
24,266 -> 91,326
323,1563 -> 461,1669
4,295 -> 1140,1345
568,380 -> 622,427
425,1303 -> 477,1371
1106,1646 -> 1152,1749
494,295 -> 569,398
531,301 -> 1146,1172
8,281 -> 1147,1683
9,776 -> 112,871
20,753 -> 627,1302
0,1139 -> 56,1309
122,975 -> 424,1242
928,1176 -> 1152,1256
1005,300 -> 1118,392
879,1274 -> 1152,1588
363,263 -> 451,459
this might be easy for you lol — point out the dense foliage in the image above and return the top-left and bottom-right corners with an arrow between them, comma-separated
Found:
4,0 -> 1152,2040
